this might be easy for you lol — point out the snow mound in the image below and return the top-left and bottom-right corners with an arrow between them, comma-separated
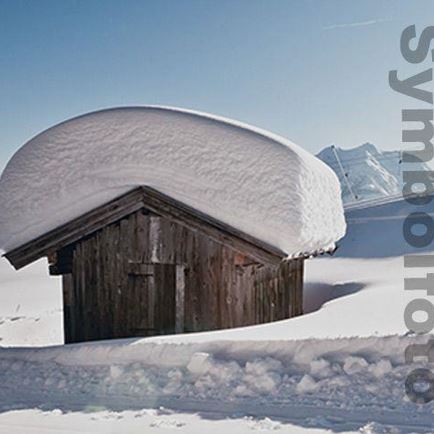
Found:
0,106 -> 345,256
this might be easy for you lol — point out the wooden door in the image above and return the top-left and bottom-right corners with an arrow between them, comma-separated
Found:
127,263 -> 177,336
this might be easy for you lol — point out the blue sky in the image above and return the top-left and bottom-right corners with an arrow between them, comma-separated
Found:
1,0 -> 434,170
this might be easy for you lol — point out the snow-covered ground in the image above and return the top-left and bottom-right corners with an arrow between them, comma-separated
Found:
0,196 -> 433,433
0,259 -> 61,347
0,409 -> 362,434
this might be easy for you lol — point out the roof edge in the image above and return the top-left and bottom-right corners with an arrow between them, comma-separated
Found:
4,186 -> 288,270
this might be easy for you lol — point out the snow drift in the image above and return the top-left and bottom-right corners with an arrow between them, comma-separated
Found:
0,106 -> 345,256
1,335 -> 433,432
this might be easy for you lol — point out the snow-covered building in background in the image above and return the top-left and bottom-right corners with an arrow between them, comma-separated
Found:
317,142 -> 432,204
0,107 -> 345,343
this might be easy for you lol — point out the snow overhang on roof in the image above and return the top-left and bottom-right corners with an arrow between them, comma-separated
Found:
0,106 -> 346,260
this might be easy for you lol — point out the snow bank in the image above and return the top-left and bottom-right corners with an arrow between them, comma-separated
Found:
0,335 -> 433,430
0,106 -> 345,256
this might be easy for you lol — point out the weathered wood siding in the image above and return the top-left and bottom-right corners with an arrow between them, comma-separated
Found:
60,209 -> 304,343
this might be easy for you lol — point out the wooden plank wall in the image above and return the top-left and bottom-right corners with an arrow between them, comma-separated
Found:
61,209 -> 304,343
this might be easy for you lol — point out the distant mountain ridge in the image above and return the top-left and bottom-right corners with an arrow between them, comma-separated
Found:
316,143 -> 430,204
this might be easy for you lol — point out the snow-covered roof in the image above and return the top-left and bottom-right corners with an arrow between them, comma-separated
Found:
0,106 -> 345,257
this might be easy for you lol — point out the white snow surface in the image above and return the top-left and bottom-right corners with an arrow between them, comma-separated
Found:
0,106 -> 345,255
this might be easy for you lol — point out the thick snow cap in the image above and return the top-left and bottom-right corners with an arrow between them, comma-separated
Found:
0,106 -> 345,257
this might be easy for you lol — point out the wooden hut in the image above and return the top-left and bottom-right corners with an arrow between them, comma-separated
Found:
0,107 -> 345,344
5,186 -> 304,343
